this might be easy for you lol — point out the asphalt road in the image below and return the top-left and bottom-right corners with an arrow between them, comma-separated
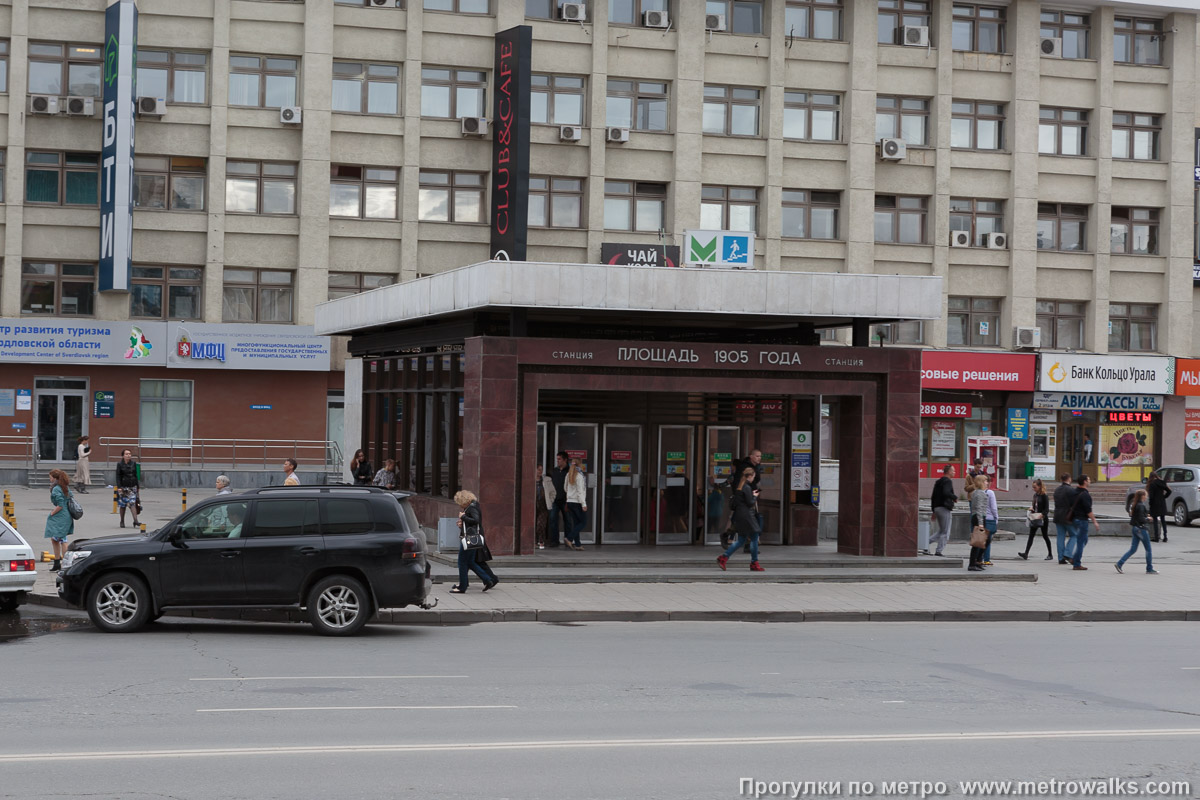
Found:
1,610 -> 1198,800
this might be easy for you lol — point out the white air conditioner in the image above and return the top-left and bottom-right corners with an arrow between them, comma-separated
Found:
1014,326 -> 1042,349
1040,37 -> 1062,57
606,126 -> 630,143
705,13 -> 726,32
560,2 -> 586,21
280,106 -> 302,125
136,96 -> 166,117
950,230 -> 971,247
878,137 -> 907,160
28,95 -> 60,114
983,232 -> 1008,249
65,96 -> 94,116
902,25 -> 930,46
460,116 -> 489,136
559,124 -> 582,142
644,10 -> 669,28
368,0 -> 401,6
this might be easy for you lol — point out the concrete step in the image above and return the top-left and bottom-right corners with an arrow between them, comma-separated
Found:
429,553 -> 966,570
430,568 -> 1033,584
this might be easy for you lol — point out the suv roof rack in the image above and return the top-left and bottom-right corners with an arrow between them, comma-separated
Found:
242,485 -> 390,495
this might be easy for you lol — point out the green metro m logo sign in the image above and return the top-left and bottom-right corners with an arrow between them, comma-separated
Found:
689,234 -> 718,263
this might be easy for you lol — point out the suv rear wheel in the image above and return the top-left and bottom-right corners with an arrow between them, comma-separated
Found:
307,575 -> 371,636
1173,501 -> 1190,528
86,572 -> 152,633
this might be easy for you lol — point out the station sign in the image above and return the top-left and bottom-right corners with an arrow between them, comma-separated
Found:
682,230 -> 754,268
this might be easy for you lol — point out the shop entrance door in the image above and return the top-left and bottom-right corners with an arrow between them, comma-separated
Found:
742,427 -> 785,545
555,423 -> 598,544
703,426 -> 739,545
602,424 -> 641,544
655,425 -> 694,545
1059,421 -> 1098,480
34,378 -> 88,462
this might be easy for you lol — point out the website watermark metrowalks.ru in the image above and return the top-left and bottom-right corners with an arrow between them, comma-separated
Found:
739,778 -> 1192,799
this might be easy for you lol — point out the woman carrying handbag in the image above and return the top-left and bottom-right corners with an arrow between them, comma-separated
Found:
450,490 -> 498,593
967,475 -> 990,571
1019,479 -> 1053,560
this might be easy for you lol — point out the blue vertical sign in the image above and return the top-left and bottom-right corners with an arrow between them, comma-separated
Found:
100,0 -> 137,293
1006,408 -> 1029,440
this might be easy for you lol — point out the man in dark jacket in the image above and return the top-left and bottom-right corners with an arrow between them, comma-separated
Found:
1052,473 -> 1075,564
547,451 -> 569,548
1070,475 -> 1099,570
727,450 -> 763,551
1146,472 -> 1172,542
927,466 -> 956,556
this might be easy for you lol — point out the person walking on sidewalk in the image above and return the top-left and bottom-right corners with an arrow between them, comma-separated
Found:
1019,479 -> 1053,560
449,490 -> 498,593
966,476 -> 986,571
1147,471 -> 1171,543
1070,475 -> 1099,571
44,469 -> 74,572
717,466 -> 765,572
980,475 -> 999,565
115,448 -> 141,529
1116,489 -> 1158,575
927,465 -> 956,556
534,463 -> 550,550
563,458 -> 589,551
1053,473 -> 1075,564
282,458 -> 301,486
547,451 -> 569,548
215,475 -> 233,495
73,435 -> 90,494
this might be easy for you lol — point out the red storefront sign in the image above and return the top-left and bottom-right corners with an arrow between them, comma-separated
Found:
760,400 -> 784,412
920,351 -> 1036,391
1176,359 -> 1200,396
565,450 -> 588,461
921,402 -> 972,418
610,450 -> 632,461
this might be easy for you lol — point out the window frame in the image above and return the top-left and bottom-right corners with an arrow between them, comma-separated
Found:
1110,207 -> 1159,256
328,272 -> 397,301
1035,299 -> 1086,350
130,265 -> 204,321
524,0 -> 585,19
700,185 -> 758,233
603,180 -> 667,232
783,91 -> 841,142
608,0 -> 667,26
1108,303 -> 1158,352
527,175 -> 584,229
948,197 -> 1004,247
136,49 -> 209,106
781,189 -> 840,240
222,268 -> 295,324
228,53 -> 300,109
27,42 -> 103,98
877,0 -> 931,45
1111,113 -> 1160,161
418,170 -> 487,223
873,194 -> 928,245
871,321 -> 924,345
24,151 -> 100,207
605,79 -> 669,132
1038,107 -> 1089,157
20,261 -> 97,317
225,160 -> 298,216
702,84 -> 762,138
0,40 -> 11,94
132,155 -> 207,212
947,296 -> 1001,348
329,164 -> 401,221
875,96 -> 930,147
1114,17 -> 1163,66
423,0 -> 491,12
139,379 -> 194,446
784,0 -> 843,41
331,60 -> 401,116
1039,10 -> 1089,59
951,4 -> 1006,53
530,73 -> 586,127
706,0 -> 766,35
1036,202 -> 1089,252
950,100 -> 1005,151
419,67 -> 487,119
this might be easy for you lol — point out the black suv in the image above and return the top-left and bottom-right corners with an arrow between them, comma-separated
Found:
57,486 -> 435,636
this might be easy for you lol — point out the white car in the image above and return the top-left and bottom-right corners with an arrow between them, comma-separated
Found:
0,519 -> 37,612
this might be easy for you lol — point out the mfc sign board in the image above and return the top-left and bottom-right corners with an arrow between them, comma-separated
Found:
99,0 -> 138,293
683,230 -> 754,268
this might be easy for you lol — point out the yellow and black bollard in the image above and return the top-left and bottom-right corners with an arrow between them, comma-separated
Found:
181,488 -> 187,514
112,487 -> 119,515
139,523 -> 147,534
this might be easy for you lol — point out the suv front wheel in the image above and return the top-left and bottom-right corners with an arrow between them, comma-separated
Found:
86,572 -> 152,633
307,575 -> 371,636
1174,501 -> 1190,528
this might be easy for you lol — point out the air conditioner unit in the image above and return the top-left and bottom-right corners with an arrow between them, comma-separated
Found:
369,0 -> 401,5
460,116 -> 489,136
606,126 -> 630,143
878,137 -> 907,160
705,14 -> 726,32
65,96 -> 94,116
950,230 -> 971,247
1014,326 -> 1042,349
28,95 -> 60,114
902,25 -> 930,46
1040,37 -> 1062,57
136,96 -> 166,117
280,106 -> 302,125
559,124 -> 582,142
560,2 -> 586,21
983,232 -> 1008,249
644,10 -> 669,28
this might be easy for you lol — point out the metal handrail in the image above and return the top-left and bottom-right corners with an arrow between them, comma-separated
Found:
0,436 -> 35,467
98,437 -> 343,472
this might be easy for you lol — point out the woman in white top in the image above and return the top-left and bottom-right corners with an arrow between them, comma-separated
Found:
563,458 -> 589,551
73,435 -> 91,493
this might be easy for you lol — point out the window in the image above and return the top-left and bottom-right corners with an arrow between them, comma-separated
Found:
0,40 -> 9,93
332,61 -> 400,115
20,262 -> 95,316
606,80 -> 668,132
137,49 -> 208,105
876,96 -> 929,146
250,499 -> 320,537
700,186 -> 757,233
609,0 -> 666,25
702,85 -> 761,137
228,54 -> 298,108
785,0 -> 842,40
878,0 -> 930,44
947,297 -> 1000,347
424,0 -> 489,11
706,1 -> 764,35
133,156 -> 206,211
1112,113 -> 1160,161
1110,208 -> 1159,255
1114,17 -> 1163,66
949,198 -> 1003,246
222,269 -> 294,323
226,161 -> 297,215
952,5 -> 1004,53
328,272 -> 396,301
1108,304 -> 1157,352
874,195 -> 927,244
604,181 -> 666,232
950,101 -> 1004,150
1037,203 -> 1088,252
0,150 -> 5,203
1038,108 -> 1087,156
871,321 -> 923,344
528,176 -> 583,228
420,67 -> 486,119
330,165 -> 400,220
139,380 -> 192,444
531,74 -> 584,126
1039,11 -> 1088,59
418,170 -> 485,222
525,0 -> 580,18
28,42 -> 102,97
782,190 -> 839,239
1036,300 -> 1085,349
131,266 -> 203,320
783,92 -> 840,142
24,152 -> 99,206
323,499 -> 376,534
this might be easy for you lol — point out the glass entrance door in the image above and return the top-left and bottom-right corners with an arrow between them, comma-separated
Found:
742,427 -> 785,545
555,423 -> 598,545
655,425 -> 694,545
602,424 -> 641,545
34,379 -> 88,462
704,426 -> 739,545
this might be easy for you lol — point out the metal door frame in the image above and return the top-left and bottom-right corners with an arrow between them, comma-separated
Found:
656,424 -> 694,545
601,423 -> 642,545
703,425 -> 740,545
33,377 -> 89,463
554,422 -> 599,545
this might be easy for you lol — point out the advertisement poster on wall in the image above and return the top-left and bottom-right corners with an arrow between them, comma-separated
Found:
790,430 -> 812,491
1185,410 -> 1200,465
930,421 -> 957,458
1098,424 -> 1155,482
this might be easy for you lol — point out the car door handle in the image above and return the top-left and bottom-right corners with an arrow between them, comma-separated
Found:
220,549 -> 241,558
298,547 -> 320,556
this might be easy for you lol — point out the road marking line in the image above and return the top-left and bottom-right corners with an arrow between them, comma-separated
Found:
7,728 -> 1200,763
1181,668 -> 1200,671
188,676 -> 468,681
882,701 -> 906,704
197,705 -> 517,713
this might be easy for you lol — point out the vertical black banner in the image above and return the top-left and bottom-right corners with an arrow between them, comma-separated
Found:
490,25 -> 532,261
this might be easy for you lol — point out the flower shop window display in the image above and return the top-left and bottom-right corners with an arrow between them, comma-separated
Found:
1097,421 -> 1155,482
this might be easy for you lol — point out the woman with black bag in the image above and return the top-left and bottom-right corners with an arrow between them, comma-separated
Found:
450,490 -> 498,593
1146,472 -> 1171,543
715,466 -> 765,572
1018,479 -> 1053,560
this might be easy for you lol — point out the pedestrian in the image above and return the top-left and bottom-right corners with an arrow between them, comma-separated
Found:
283,457 -> 300,486
215,475 -> 233,495
373,458 -> 398,489
1070,475 -> 1099,571
563,457 -> 588,550
927,465 -> 956,556
716,465 -> 764,571
1146,471 -> 1171,543
1019,479 -> 1053,560
733,450 -> 764,551
115,448 -> 141,529
968,458 -> 984,479
449,490 -> 498,593
980,474 -> 998,565
1053,473 -> 1075,564
534,463 -> 549,550
1116,489 -> 1158,575
966,474 -> 991,571
44,469 -> 74,572
73,435 -> 90,494
547,451 -> 569,548
350,449 -> 373,486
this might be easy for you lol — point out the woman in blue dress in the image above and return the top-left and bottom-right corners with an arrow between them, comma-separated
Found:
45,468 -> 75,572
